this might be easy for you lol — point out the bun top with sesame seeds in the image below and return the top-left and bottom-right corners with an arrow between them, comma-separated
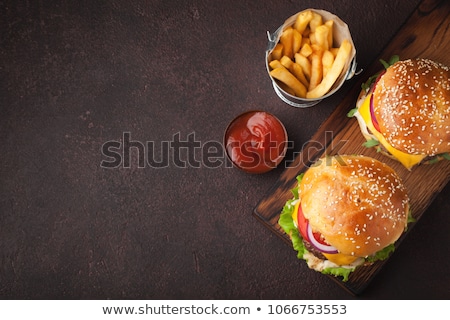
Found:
299,155 -> 409,257
373,58 -> 450,156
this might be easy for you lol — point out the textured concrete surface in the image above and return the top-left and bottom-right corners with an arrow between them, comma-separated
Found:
1,0 -> 448,299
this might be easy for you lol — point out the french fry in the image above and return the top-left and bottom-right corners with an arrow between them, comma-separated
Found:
294,10 -> 314,34
271,43 -> 284,61
300,43 -> 313,57
279,55 -> 295,69
277,81 -> 296,96
322,50 -> 335,77
309,12 -> 323,32
315,25 -> 329,51
280,55 -> 309,87
270,66 -> 307,98
306,39 -> 352,99
325,20 -> 334,49
292,63 -> 309,88
292,28 -> 302,55
309,31 -> 316,45
330,47 -> 340,57
308,51 -> 323,91
272,57 -> 309,87
269,59 -> 284,70
311,44 -> 324,54
280,27 -> 294,59
301,37 -> 311,47
294,53 -> 312,81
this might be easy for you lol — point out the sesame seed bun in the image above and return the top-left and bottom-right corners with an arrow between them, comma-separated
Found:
299,155 -> 409,257
373,58 -> 450,156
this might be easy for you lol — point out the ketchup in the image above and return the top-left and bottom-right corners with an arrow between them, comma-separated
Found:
225,111 -> 288,173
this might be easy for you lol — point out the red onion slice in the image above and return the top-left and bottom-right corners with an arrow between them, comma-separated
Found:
306,223 -> 338,254
368,71 -> 385,133
369,93 -> 381,132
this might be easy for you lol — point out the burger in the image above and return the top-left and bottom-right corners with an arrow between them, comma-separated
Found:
348,57 -> 450,170
278,155 -> 411,281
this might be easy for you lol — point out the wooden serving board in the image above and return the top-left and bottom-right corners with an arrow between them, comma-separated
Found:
253,0 -> 450,295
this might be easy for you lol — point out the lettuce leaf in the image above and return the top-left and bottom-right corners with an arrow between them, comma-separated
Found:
322,267 -> 354,282
380,55 -> 399,69
361,55 -> 399,90
279,199 -> 306,260
347,107 -> 358,118
366,244 -> 395,263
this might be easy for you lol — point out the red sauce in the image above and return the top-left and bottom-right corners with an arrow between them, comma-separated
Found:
225,111 -> 287,173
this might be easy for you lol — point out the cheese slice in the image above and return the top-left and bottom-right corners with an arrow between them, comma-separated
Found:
355,92 -> 426,170
323,252 -> 359,265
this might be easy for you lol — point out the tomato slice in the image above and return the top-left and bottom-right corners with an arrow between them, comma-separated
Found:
296,202 -> 330,245
312,229 -> 329,246
296,202 -> 309,240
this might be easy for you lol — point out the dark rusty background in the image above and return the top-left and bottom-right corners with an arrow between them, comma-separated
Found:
1,0 -> 448,299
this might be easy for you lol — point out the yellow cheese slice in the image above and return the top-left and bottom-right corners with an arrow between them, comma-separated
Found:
291,201 -> 300,226
357,93 -> 426,170
323,252 -> 359,265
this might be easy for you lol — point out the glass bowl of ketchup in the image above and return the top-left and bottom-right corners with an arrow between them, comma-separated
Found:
224,110 -> 288,174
